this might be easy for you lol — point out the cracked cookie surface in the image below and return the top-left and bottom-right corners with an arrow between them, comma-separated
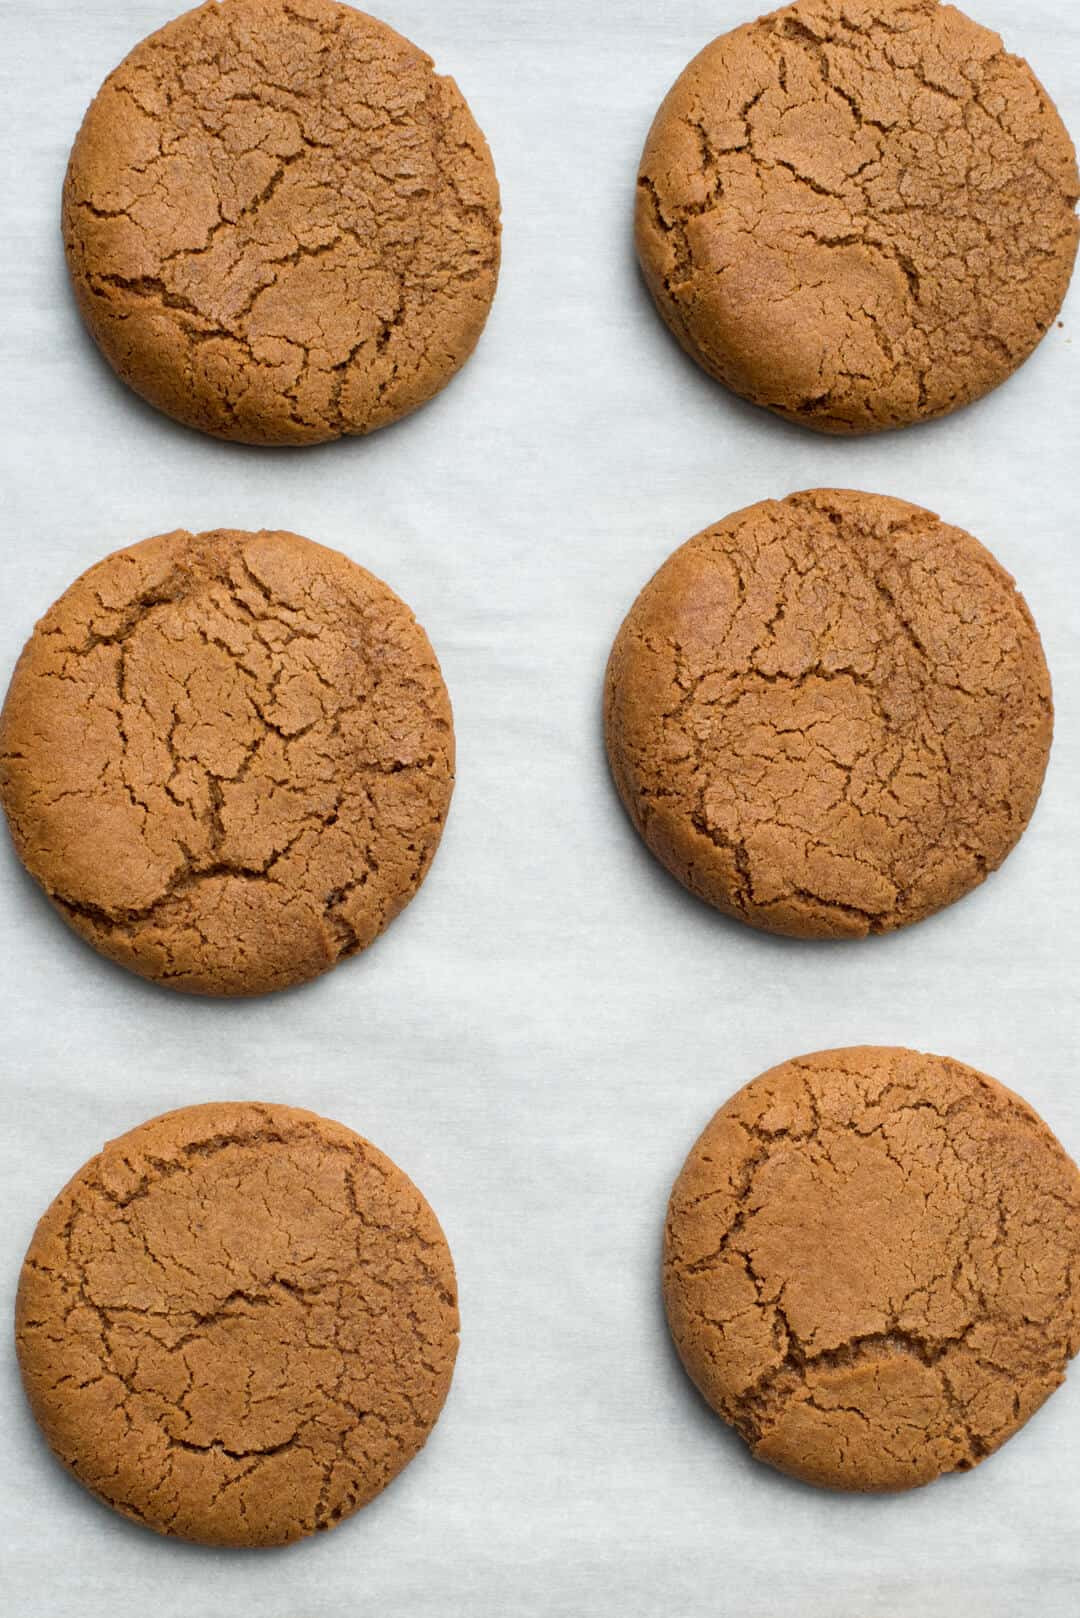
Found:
636,0 -> 1079,433
604,489 -> 1051,939
0,527 -> 454,995
16,1101 -> 459,1545
63,0 -> 500,444
665,1047 -> 1080,1492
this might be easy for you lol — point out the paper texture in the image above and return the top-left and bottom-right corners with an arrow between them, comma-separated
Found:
1,2 -> 1077,1613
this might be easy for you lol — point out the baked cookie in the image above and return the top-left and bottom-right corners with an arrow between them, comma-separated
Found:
636,0 -> 1079,433
604,489 -> 1051,939
0,528 -> 454,994
665,1047 -> 1080,1492
63,0 -> 500,444
16,1102 -> 459,1545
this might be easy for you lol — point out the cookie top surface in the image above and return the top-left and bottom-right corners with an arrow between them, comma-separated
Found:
16,1102 -> 458,1545
636,0 -> 1079,434
604,489 -> 1051,939
63,0 -> 500,444
0,528 -> 454,995
664,1047 -> 1080,1492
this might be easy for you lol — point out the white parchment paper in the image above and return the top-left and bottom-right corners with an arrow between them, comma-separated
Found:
1,2 -> 1078,1614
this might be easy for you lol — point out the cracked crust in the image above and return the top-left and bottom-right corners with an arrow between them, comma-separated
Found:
665,1047 -> 1080,1492
636,0 -> 1079,433
0,527 -> 454,995
604,489 -> 1051,939
15,1101 -> 459,1545
63,0 -> 501,445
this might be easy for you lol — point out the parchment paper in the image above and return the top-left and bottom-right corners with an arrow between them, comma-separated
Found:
1,3 -> 1077,1614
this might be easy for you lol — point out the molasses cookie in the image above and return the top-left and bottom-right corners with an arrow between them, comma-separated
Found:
16,1102 -> 459,1544
636,0 -> 1079,433
0,528 -> 454,994
604,490 -> 1051,939
64,0 -> 500,444
665,1047 -> 1080,1492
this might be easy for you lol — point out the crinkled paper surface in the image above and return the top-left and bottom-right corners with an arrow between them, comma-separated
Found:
1,2 -> 1077,1614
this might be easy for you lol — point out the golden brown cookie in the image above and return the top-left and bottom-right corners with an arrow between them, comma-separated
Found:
665,1047 -> 1080,1492
604,489 -> 1051,939
16,1102 -> 459,1545
63,0 -> 500,444
0,528 -> 454,995
636,0 -> 1079,433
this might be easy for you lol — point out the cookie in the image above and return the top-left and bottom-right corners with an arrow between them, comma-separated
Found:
665,1047 -> 1080,1492
63,0 -> 500,445
16,1102 -> 458,1545
636,0 -> 1079,433
604,489 -> 1051,939
0,528 -> 454,995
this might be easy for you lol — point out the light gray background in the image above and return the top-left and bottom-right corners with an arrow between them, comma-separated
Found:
1,1 -> 1077,1614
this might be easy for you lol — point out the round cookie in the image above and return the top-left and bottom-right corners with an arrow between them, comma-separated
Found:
636,0 -> 1079,433
63,0 -> 501,444
604,489 -> 1051,939
664,1047 -> 1080,1492
16,1102 -> 459,1545
0,528 -> 454,995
